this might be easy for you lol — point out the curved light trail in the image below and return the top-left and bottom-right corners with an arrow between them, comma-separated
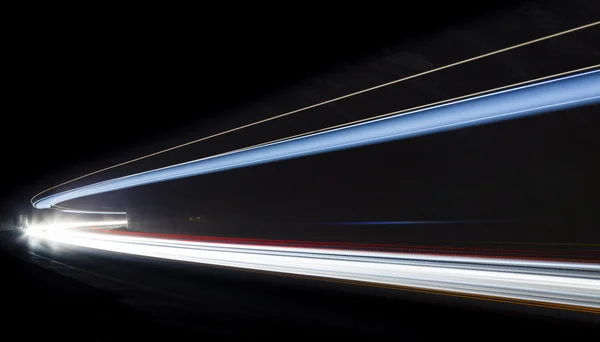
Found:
33,69 -> 600,211
45,65 -> 600,214
25,227 -> 600,312
30,22 -> 599,205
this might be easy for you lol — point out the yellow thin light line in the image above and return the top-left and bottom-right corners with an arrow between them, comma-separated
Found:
31,21 -> 599,205
197,65 -> 600,156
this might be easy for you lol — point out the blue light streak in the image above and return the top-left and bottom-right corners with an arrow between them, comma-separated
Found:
34,70 -> 600,211
321,221 -> 501,225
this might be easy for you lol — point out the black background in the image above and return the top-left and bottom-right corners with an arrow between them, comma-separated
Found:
3,1 -> 527,208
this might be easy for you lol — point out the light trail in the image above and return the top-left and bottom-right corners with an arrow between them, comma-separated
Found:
96,230 -> 600,263
57,208 -> 126,215
30,22 -> 599,205
24,220 -> 127,234
33,69 -> 600,210
47,65 -> 600,214
223,65 -> 599,153
25,227 -> 600,312
322,220 -> 501,225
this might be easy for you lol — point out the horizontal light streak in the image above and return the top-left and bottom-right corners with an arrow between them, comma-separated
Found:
26,228 -> 600,310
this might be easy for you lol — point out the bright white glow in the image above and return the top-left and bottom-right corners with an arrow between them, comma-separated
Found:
26,228 -> 600,310
25,220 -> 127,234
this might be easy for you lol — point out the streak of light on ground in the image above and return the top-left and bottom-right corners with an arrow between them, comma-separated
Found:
25,227 -> 600,313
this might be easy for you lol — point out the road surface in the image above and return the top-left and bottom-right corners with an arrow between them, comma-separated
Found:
2,230 -> 598,340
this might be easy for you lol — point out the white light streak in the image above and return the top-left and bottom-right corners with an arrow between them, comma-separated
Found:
26,228 -> 600,311
25,220 -> 127,234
